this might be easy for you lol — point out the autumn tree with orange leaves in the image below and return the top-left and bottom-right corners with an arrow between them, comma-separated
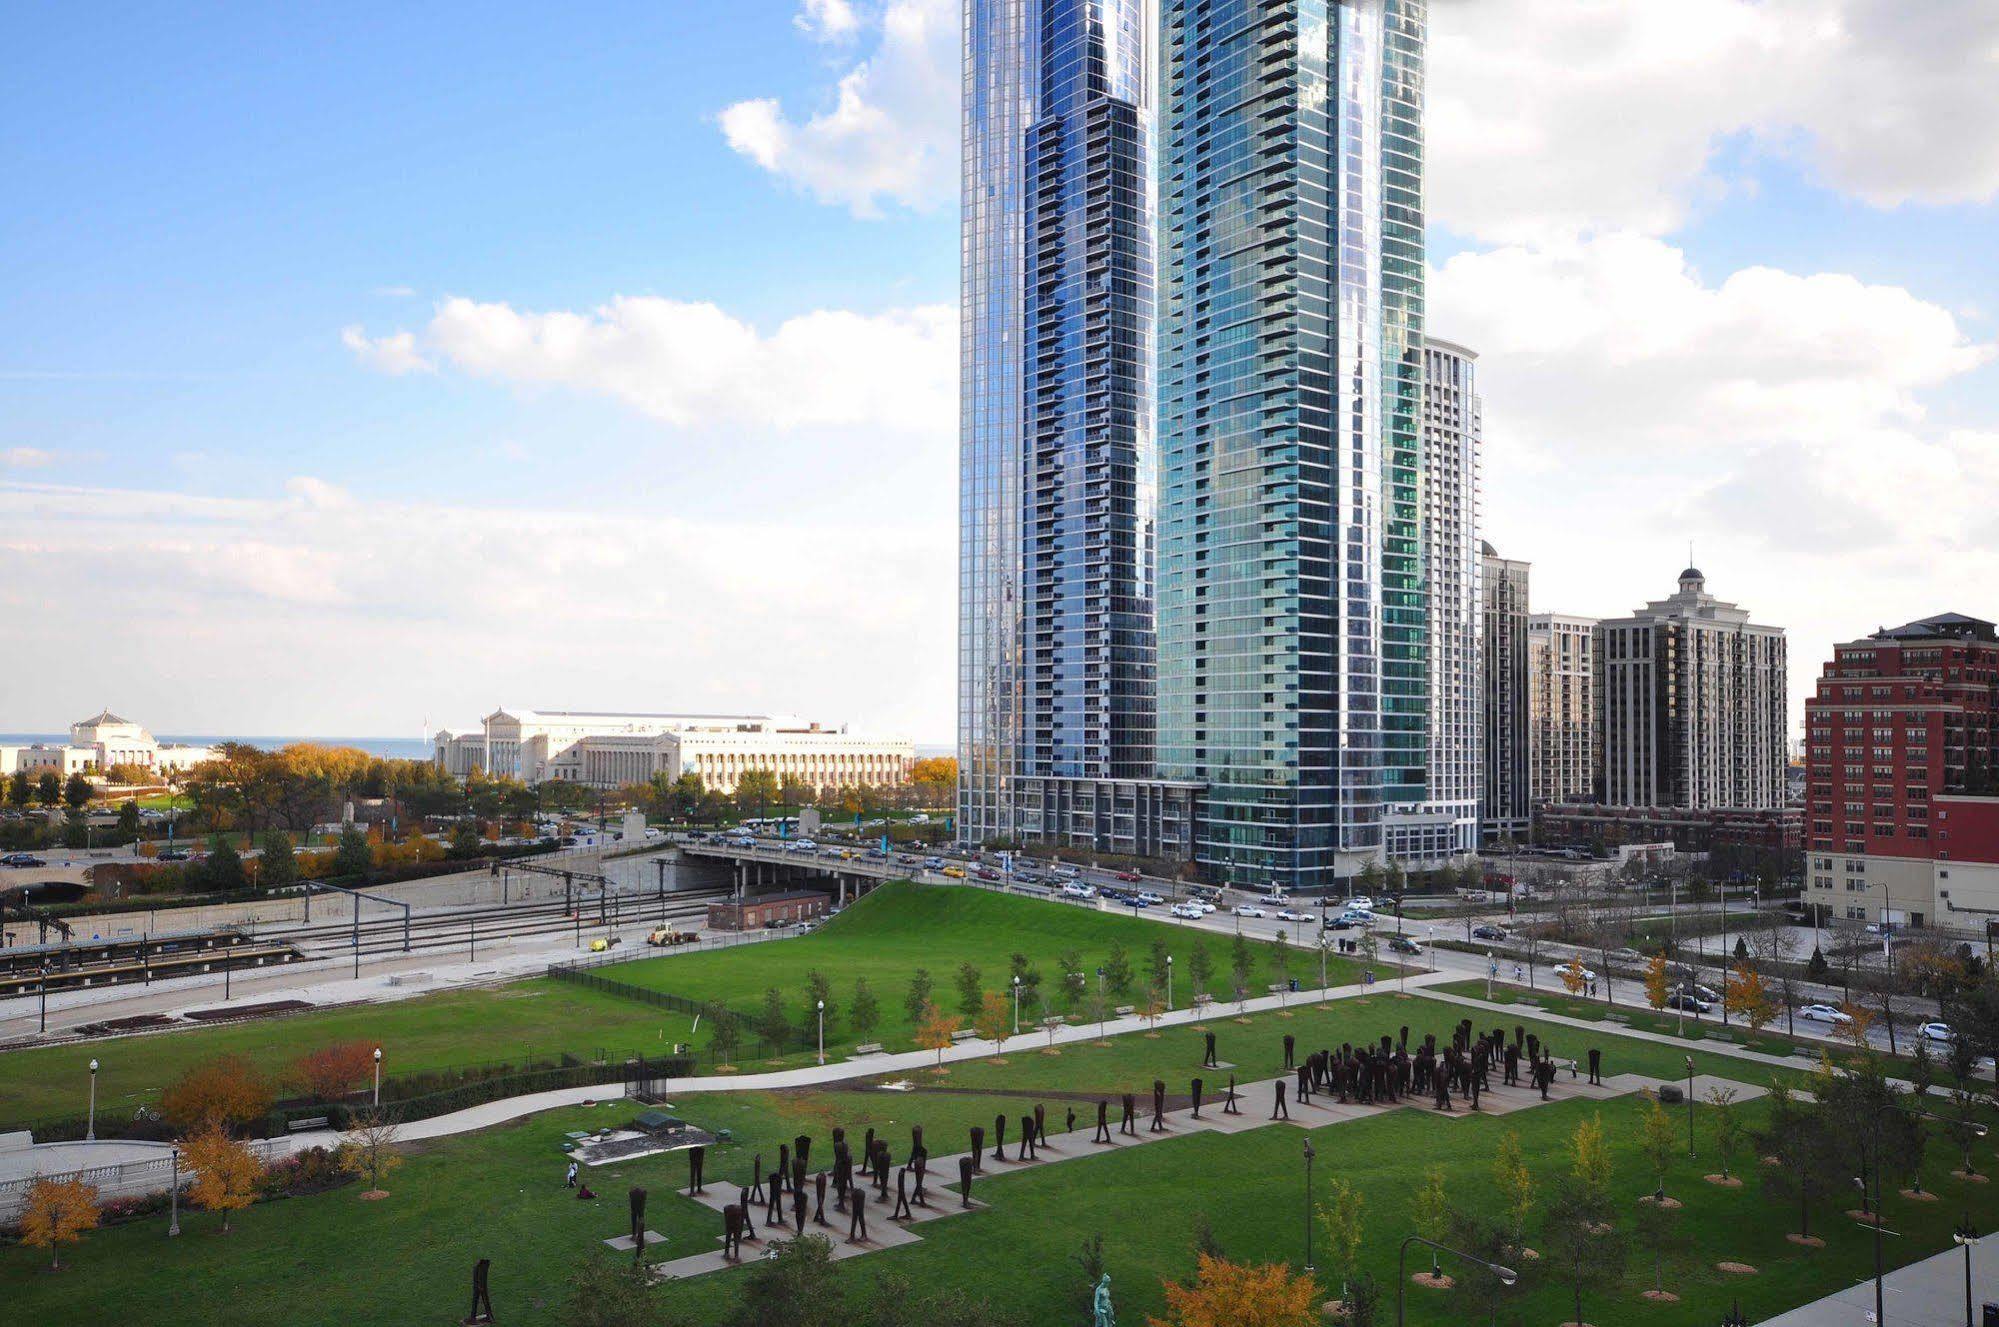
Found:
19,1177 -> 100,1270
161,1055 -> 272,1134
295,1040 -> 378,1102
915,1003 -> 963,1069
182,1127 -> 263,1233
1148,1252 -> 1319,1327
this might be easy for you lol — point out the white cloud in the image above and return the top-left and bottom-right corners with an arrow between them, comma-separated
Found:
340,324 -> 434,376
795,0 -> 862,42
717,0 -> 956,216
1427,0 -> 1999,240
1,447 -> 53,468
0,480 -> 953,742
1434,231 -> 1998,723
354,294 -> 955,435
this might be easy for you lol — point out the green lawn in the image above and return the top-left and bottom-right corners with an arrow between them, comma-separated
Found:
0,982 -> 700,1130
599,881 -> 1363,1058
8,1005 -> 1999,1327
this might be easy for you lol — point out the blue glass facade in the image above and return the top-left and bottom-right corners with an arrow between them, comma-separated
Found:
1157,0 -> 1427,890
961,0 -> 1156,841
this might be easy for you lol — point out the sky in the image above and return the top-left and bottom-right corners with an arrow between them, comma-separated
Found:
3,0 -> 1997,747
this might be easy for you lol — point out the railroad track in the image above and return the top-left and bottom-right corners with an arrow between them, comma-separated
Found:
266,888 -> 731,960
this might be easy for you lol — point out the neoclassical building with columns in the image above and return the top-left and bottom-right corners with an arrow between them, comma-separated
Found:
432,709 -> 913,793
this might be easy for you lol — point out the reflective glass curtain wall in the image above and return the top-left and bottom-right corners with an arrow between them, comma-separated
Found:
1158,0 -> 1415,890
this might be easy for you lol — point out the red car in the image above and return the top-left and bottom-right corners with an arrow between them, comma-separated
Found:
975,868 -> 1001,881
1114,871 -> 1142,883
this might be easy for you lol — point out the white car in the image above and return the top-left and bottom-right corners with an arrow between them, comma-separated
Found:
1919,1020 -> 1956,1045
1346,896 -> 1376,911
1555,962 -> 1598,985
1060,881 -> 1097,899
1277,908 -> 1317,924
1797,1003 -> 1853,1026
1136,890 -> 1166,905
1234,904 -> 1268,918
1194,900 -> 1217,914
1169,903 -> 1204,920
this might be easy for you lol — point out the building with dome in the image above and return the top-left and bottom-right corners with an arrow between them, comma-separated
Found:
1597,567 -> 1788,811
0,711 -> 218,780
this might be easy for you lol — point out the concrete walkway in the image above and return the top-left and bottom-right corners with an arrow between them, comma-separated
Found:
1757,1233 -> 1999,1326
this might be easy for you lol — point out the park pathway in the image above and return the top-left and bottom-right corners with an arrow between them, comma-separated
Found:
1756,1232 -> 1999,1326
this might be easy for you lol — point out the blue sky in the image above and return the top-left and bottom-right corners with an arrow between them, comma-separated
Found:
3,0 -> 1996,742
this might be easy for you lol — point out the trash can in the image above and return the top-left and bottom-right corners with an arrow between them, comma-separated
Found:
1981,1302 -> 1998,1327
1288,978 -> 1300,993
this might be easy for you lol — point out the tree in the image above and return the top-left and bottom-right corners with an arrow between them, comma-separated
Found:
449,821 -> 482,856
1059,949 -> 1087,1010
1493,1130 -> 1535,1255
1754,1082 -> 1838,1241
1806,945 -> 1831,981
563,1252 -> 688,1327
258,830 -> 298,890
1009,950 -> 1043,1004
1638,1093 -> 1678,1202
338,1110 -> 403,1196
63,772 -> 92,811
1269,930 -> 1292,989
1147,1252 -> 1318,1327
1230,933 -> 1253,1007
1071,1232 -> 1109,1323
1443,1208 -> 1523,1325
1147,938 -> 1171,997
951,961 -> 983,1018
914,1003 -> 962,1068
1319,1175 -> 1366,1300
1543,1180 -> 1624,1327
1642,954 -> 1671,1013
1570,1112 -> 1612,1202
332,822 -> 372,878
116,798 -> 141,836
1632,1190 -> 1688,1300
19,1176 -> 99,1270
975,990 -> 1010,1055
806,969 -> 836,1031
734,768 -> 781,821
756,988 -> 792,1056
7,768 -> 29,808
904,969 -> 934,1028
1723,961 -> 1775,1037
728,1233 -> 846,1327
1706,1085 -> 1743,1182
37,770 -> 62,806
202,834 -> 245,892
849,978 -> 880,1043
1104,941 -> 1133,999
1558,961 -> 1588,997
1086,987 -> 1111,1039
705,1003 -> 741,1069
295,1040 -> 378,1102
182,1126 -> 262,1232
1141,984 -> 1166,1031
1190,940 -> 1213,1001
1412,1166 -> 1450,1278
162,1054 -> 272,1134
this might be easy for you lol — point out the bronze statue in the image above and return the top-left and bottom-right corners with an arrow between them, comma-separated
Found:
1120,1092 -> 1137,1136
892,1167 -> 913,1221
1151,1078 -> 1167,1132
1271,1080 -> 1288,1120
958,1155 -> 974,1208
970,1124 -> 985,1171
813,1171 -> 829,1225
464,1257 -> 495,1325
1204,1030 -> 1219,1068
1190,1077 -> 1203,1119
1093,1099 -> 1112,1144
723,1206 -> 745,1261
688,1144 -> 706,1195
992,1112 -> 1008,1162
1283,1032 -> 1295,1068
847,1186 -> 868,1243
628,1187 -> 648,1263
1223,1074 -> 1240,1115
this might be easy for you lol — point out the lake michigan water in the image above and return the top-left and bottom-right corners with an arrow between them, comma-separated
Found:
0,734 -> 436,761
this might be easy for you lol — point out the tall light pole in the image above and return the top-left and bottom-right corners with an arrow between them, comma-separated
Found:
372,1046 -> 383,1107
1166,955 -> 1174,1010
1012,976 -> 1021,1035
1395,1235 -> 1516,1326
1302,1139 -> 1317,1272
168,1146 -> 181,1237
1684,1055 -> 1696,1158
1954,1218 -> 1979,1327
816,999 -> 825,1066
86,1059 -> 99,1141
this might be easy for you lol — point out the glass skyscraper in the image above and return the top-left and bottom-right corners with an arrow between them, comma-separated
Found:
959,0 -> 1168,848
1155,0 -> 1429,890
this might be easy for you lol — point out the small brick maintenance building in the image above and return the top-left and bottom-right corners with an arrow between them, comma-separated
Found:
706,890 -> 829,932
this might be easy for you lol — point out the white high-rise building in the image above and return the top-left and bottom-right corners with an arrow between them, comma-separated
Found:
1529,613 -> 1600,806
1599,568 -> 1787,810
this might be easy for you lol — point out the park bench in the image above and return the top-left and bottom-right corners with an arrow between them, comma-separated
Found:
1191,993 -> 1213,1007
1114,1004 -> 1136,1016
287,1116 -> 331,1133
852,1042 -> 886,1056
950,1029 -> 978,1042
1040,1015 -> 1067,1028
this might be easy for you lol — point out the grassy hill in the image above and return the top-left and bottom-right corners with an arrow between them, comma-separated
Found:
597,880 -> 1357,1057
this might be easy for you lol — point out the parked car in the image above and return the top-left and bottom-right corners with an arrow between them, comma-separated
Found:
1797,1003 -> 1853,1026
0,853 -> 48,868
1470,924 -> 1507,941
1170,903 -> 1204,920
1233,904 -> 1268,919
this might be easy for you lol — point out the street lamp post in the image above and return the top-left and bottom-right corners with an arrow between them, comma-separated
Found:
1954,1218 -> 1979,1327
1395,1235 -> 1517,1326
1167,954 -> 1174,1010
1012,976 -> 1021,1035
1685,1055 -> 1696,1158
816,999 -> 825,1066
86,1059 -> 98,1141
168,1146 -> 181,1237
1303,1140 -> 1317,1272
372,1046 -> 383,1107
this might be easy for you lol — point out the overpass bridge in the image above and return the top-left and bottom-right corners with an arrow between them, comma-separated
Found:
671,841 -> 906,907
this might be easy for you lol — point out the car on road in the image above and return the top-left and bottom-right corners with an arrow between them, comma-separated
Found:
0,854 -> 48,868
940,866 -> 966,879
1276,907 -> 1317,924
1919,1020 -> 1957,1045
1114,871 -> 1143,883
1192,900 -> 1217,914
1554,961 -> 1598,985
1470,924 -> 1507,941
1059,881 -> 1096,899
1608,947 -> 1645,965
1050,865 -> 1080,881
1169,903 -> 1204,920
1233,904 -> 1268,919
975,868 -> 1001,881
1797,1003 -> 1853,1026
1387,935 -> 1423,955
1135,890 -> 1165,906
1346,896 -> 1376,911
922,857 -> 945,870
1666,992 -> 1713,1014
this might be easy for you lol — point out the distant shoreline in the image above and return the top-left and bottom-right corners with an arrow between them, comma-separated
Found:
0,734 -> 434,761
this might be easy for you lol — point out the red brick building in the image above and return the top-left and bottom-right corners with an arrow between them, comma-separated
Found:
1804,613 -> 1999,929
706,890 -> 829,932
